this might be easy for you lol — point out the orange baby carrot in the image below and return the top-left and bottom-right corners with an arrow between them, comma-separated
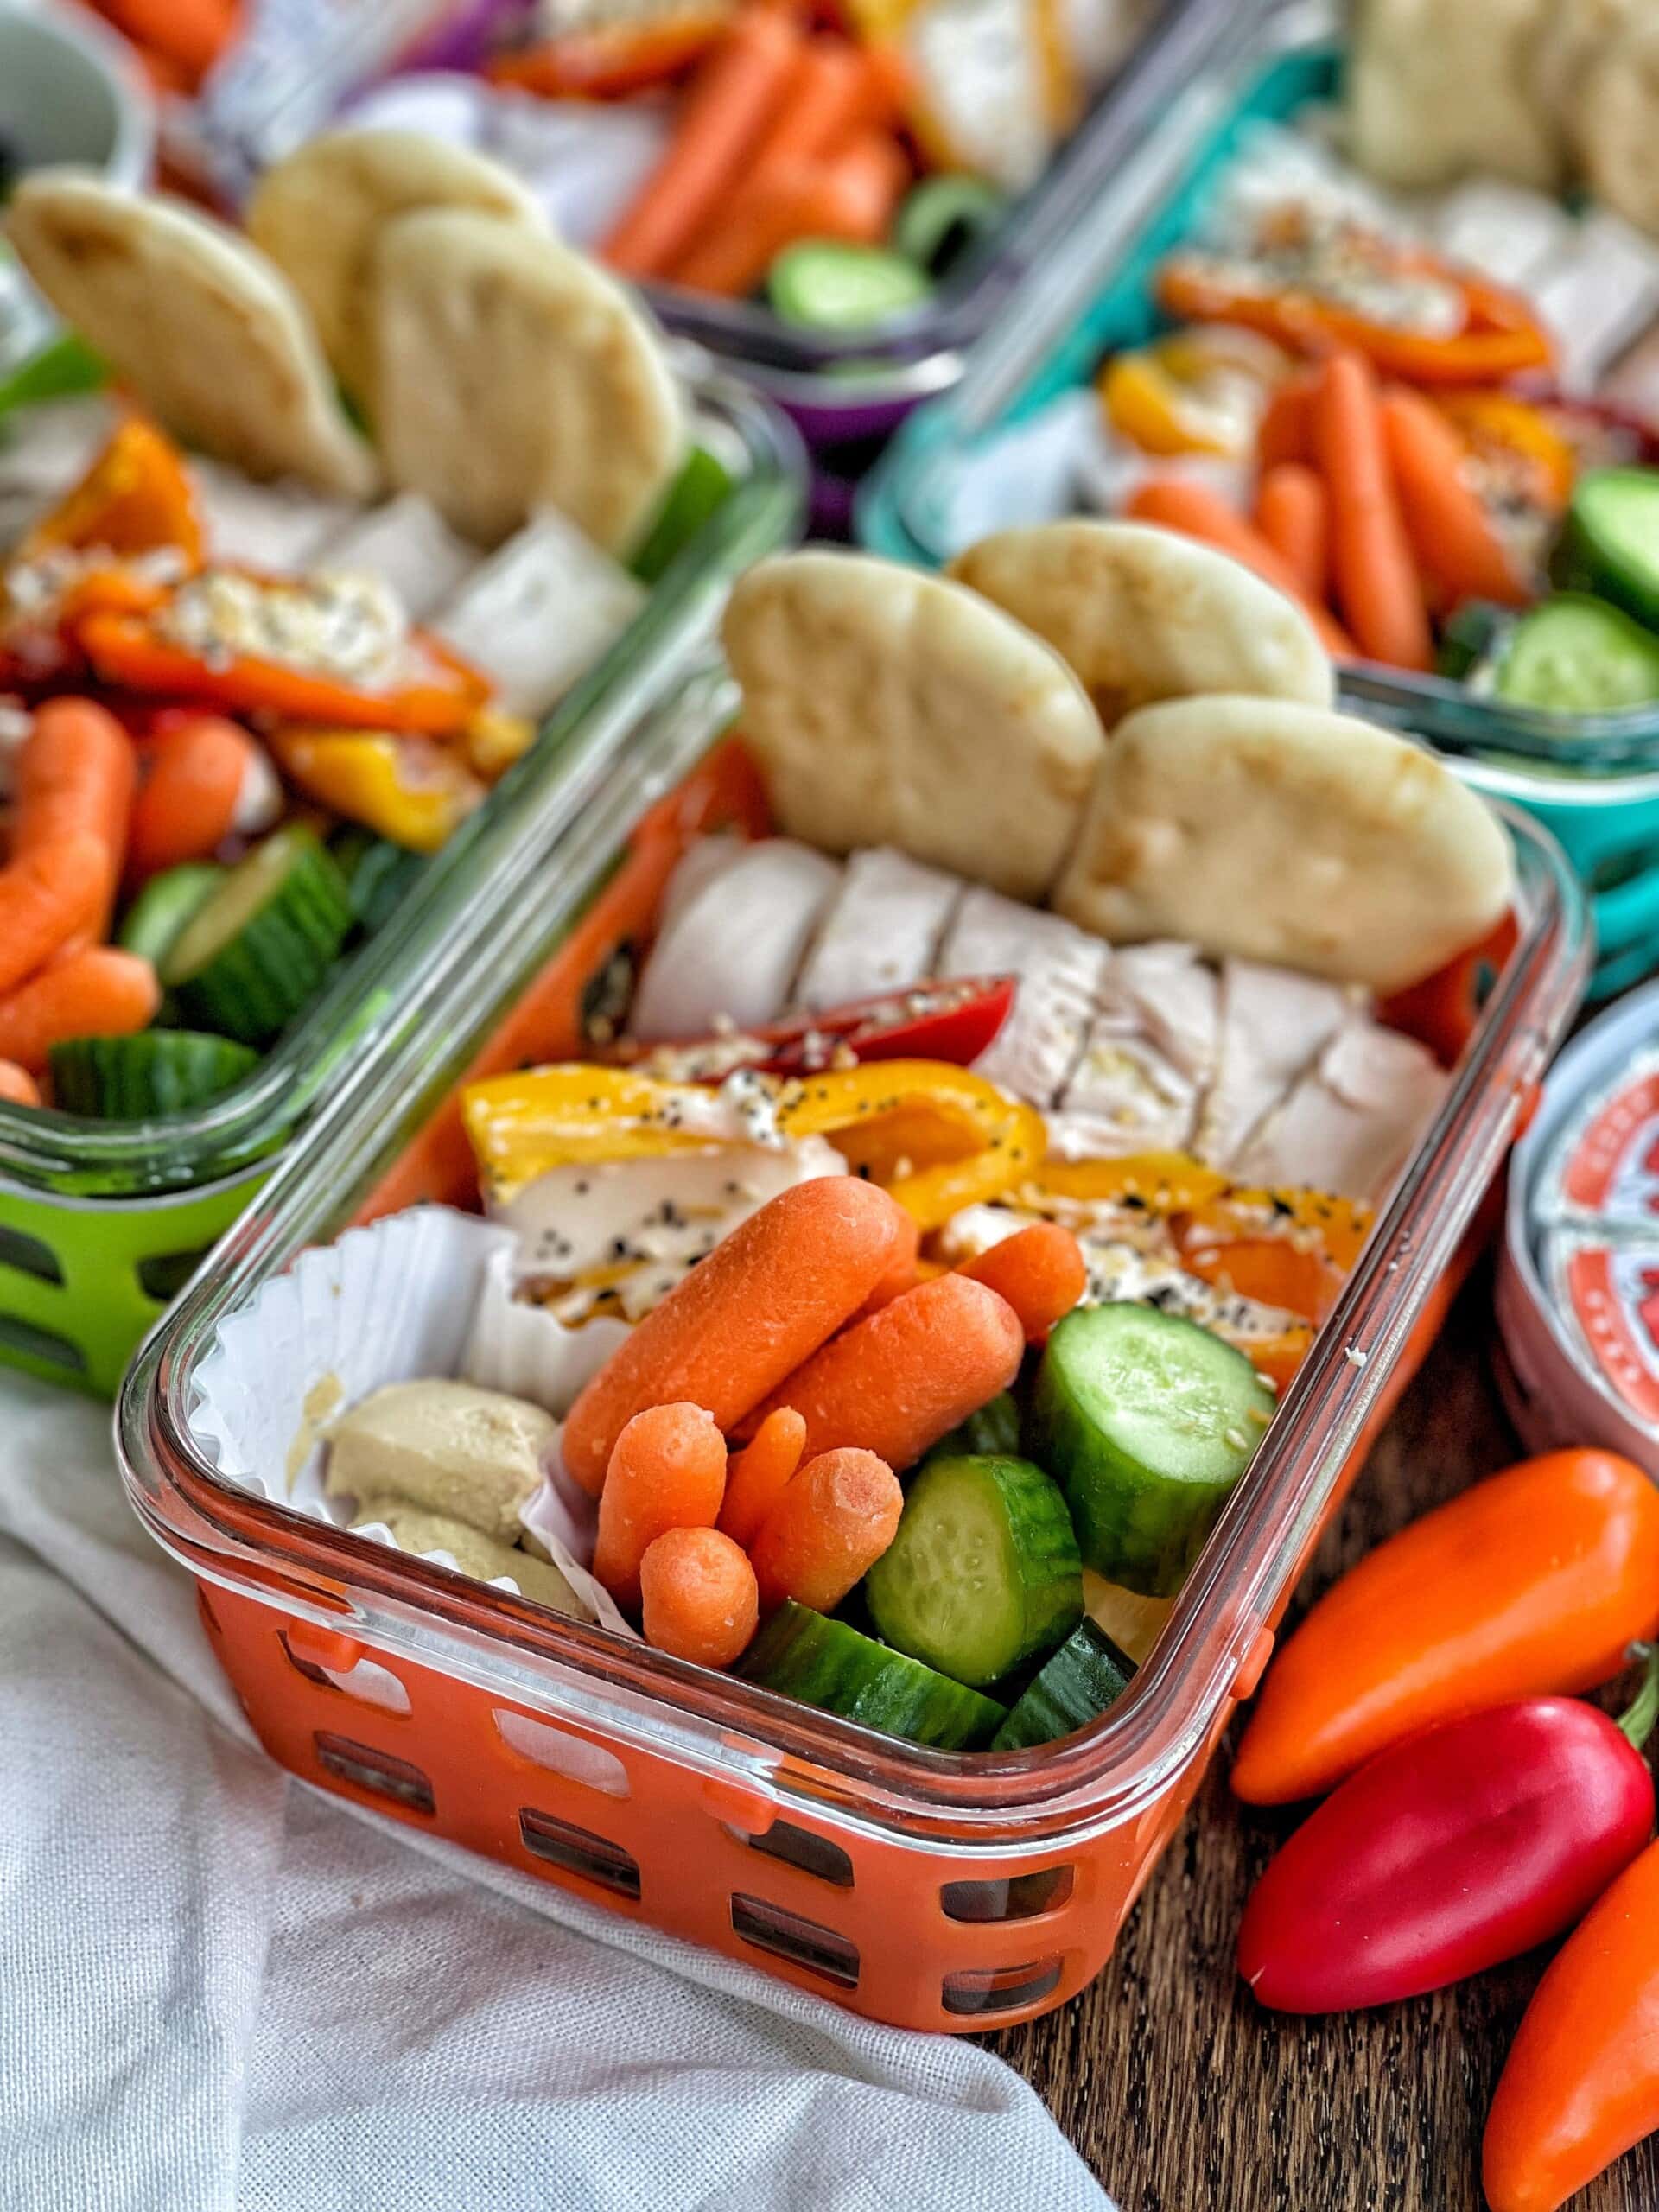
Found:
14,697 -> 137,930
718,1405 -> 807,1550
0,947 -> 160,1073
592,1402 -> 728,1612
562,1177 -> 913,1496
673,130 -> 908,296
1379,386 -> 1528,609
1313,353 -> 1433,671
855,1206 -> 919,1318
127,715 -> 258,884
1254,462 -> 1329,603
743,1272 -> 1025,1470
604,7 -> 804,278
1257,374 -> 1316,470
1123,479 -> 1357,659
0,837 -> 110,996
0,1060 -> 41,1108
640,1525 -> 760,1669
959,1224 -> 1086,1345
750,1446 -> 903,1615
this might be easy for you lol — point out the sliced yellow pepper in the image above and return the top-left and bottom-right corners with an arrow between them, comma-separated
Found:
1099,330 -> 1291,459
462,706 -> 537,784
1026,1152 -> 1231,1211
267,726 -> 485,853
462,1066 -> 740,1204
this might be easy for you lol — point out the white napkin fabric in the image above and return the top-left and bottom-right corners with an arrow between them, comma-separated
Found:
0,1374 -> 1112,2212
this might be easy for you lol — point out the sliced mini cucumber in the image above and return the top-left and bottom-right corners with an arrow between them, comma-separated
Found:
161,825 -> 352,1046
740,1602 -> 1006,1749
329,828 -> 424,936
893,175 -> 1005,279
928,1389 -> 1021,1462
1028,1304 -> 1277,1597
1494,594 -> 1659,715
48,1031 -> 259,1117
1437,600 -> 1511,685
1554,467 -> 1659,630
865,1453 -> 1082,1688
629,446 -> 734,586
767,242 -> 933,330
118,862 -> 225,966
990,1620 -> 1137,1751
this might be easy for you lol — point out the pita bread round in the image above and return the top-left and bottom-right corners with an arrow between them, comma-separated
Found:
722,550 -> 1105,902
246,128 -> 544,407
372,208 -> 687,551
1572,13 -> 1659,241
5,170 -> 378,498
1052,696 -> 1514,992
1347,0 -> 1561,190
1530,0 -> 1640,124
947,520 -> 1333,724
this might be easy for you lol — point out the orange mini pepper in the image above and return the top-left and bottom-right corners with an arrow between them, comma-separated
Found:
1232,1451 -> 1659,1804
19,416 -> 201,570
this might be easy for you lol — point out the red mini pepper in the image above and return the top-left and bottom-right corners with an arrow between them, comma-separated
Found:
614,976 -> 1016,1080
1237,1649 -> 1659,2014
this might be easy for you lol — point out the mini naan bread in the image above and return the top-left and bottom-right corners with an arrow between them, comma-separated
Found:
1572,13 -> 1659,241
1530,0 -> 1641,126
5,170 -> 378,498
1347,0 -> 1561,190
372,208 -> 687,551
722,550 -> 1105,901
246,128 -> 543,406
947,520 -> 1333,723
1053,696 -> 1514,992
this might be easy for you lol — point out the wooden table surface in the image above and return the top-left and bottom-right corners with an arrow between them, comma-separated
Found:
988,1264 -> 1659,2212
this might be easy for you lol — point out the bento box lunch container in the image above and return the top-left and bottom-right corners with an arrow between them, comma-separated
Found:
0,359 -> 804,1397
856,0 -> 1659,988
118,665 -> 1588,2032
1498,982 -> 1659,1476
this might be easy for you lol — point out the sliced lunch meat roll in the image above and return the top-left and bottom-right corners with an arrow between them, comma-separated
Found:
190,461 -> 363,575
1231,1016 -> 1448,1204
0,398 -> 117,547
1199,958 -> 1358,1173
626,839 -> 842,1041
431,508 -> 645,717
794,847 -> 966,1011
321,491 -> 480,619
939,887 -> 1106,1109
1048,943 -> 1217,1160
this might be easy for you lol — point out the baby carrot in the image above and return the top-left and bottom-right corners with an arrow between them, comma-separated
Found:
1256,374 -> 1316,470
718,1405 -> 807,1550
127,715 -> 258,883
856,1207 -> 919,1318
0,837 -> 109,996
14,697 -> 137,930
750,1447 -> 903,1615
743,1272 -> 1025,1471
0,946 -> 160,1073
0,1061 -> 41,1108
604,7 -> 804,278
1379,386 -> 1528,609
1313,353 -> 1433,671
562,1177 -> 914,1495
1123,479 -> 1357,658
959,1223 -> 1086,1345
592,1401 -> 728,1613
1254,463 -> 1329,603
640,1525 -> 760,1669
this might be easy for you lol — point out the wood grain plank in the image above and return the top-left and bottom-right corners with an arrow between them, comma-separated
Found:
990,1266 -> 1659,2212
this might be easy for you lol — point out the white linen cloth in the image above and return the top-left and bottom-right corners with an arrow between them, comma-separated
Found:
0,1374 -> 1113,2212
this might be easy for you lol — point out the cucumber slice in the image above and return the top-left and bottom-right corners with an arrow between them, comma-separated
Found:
118,862 -> 225,966
1028,1304 -> 1277,1597
1554,467 -> 1659,630
767,243 -> 933,331
1494,593 -> 1659,715
1437,600 -> 1512,684
48,1032 -> 259,1117
893,175 -> 1005,279
629,446 -> 734,585
928,1389 -> 1021,1462
329,828 -> 424,936
161,825 -> 352,1046
990,1620 -> 1136,1750
741,1602 -> 1006,1749
865,1453 -> 1083,1688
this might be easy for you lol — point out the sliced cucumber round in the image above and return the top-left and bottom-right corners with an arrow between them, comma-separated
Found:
1554,467 -> 1659,631
48,1031 -> 259,1117
629,445 -> 734,586
329,828 -> 424,937
893,175 -> 1005,279
118,862 -> 225,967
1494,594 -> 1659,715
767,242 -> 933,330
161,825 -> 352,1046
865,1452 -> 1082,1688
1028,1303 -> 1277,1597
927,1389 -> 1022,1463
990,1620 -> 1136,1751
740,1602 -> 1005,1749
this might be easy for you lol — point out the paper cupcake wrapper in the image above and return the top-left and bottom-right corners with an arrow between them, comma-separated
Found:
188,1205 -> 638,1639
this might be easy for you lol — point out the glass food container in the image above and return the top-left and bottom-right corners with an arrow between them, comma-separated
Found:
0,363 -> 804,1395
857,0 -> 1659,998
117,664 -> 1588,2032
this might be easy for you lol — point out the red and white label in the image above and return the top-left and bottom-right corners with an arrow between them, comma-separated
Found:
1557,1242 -> 1659,1427
1556,1067 -> 1659,1219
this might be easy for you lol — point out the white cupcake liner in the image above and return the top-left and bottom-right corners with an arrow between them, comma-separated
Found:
461,1243 -> 631,1417
188,1205 -> 638,1639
